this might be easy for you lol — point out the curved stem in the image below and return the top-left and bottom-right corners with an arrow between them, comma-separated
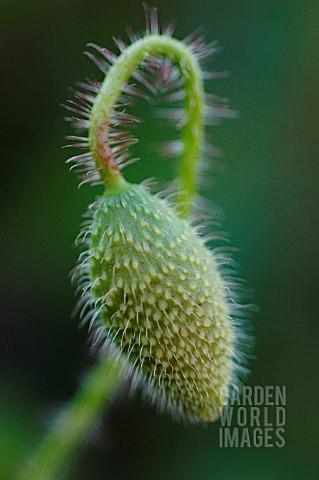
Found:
20,357 -> 124,480
90,34 -> 204,217
21,34 -> 205,480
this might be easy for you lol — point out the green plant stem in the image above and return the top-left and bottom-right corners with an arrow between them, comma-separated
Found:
90,34 -> 204,217
22,34 -> 205,480
20,357 -> 124,480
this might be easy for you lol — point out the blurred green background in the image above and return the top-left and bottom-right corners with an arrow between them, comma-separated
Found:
1,0 -> 318,479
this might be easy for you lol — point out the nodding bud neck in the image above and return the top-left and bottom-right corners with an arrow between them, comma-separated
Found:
89,34 -> 204,217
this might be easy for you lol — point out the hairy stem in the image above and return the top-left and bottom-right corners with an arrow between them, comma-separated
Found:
90,34 -> 204,217
21,34 -> 205,480
20,357 -> 124,480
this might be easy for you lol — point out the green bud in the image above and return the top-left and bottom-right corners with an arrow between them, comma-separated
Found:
65,24 -> 250,425
87,183 -> 235,422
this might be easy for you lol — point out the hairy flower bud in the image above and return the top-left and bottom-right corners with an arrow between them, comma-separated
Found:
86,183 -> 235,422
66,10 -> 251,424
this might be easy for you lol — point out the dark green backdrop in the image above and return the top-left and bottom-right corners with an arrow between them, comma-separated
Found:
1,1 -> 318,479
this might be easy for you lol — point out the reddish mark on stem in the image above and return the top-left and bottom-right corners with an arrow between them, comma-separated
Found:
96,124 -> 119,171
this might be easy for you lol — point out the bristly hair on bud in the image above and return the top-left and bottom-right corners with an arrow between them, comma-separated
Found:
65,4 -> 253,424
